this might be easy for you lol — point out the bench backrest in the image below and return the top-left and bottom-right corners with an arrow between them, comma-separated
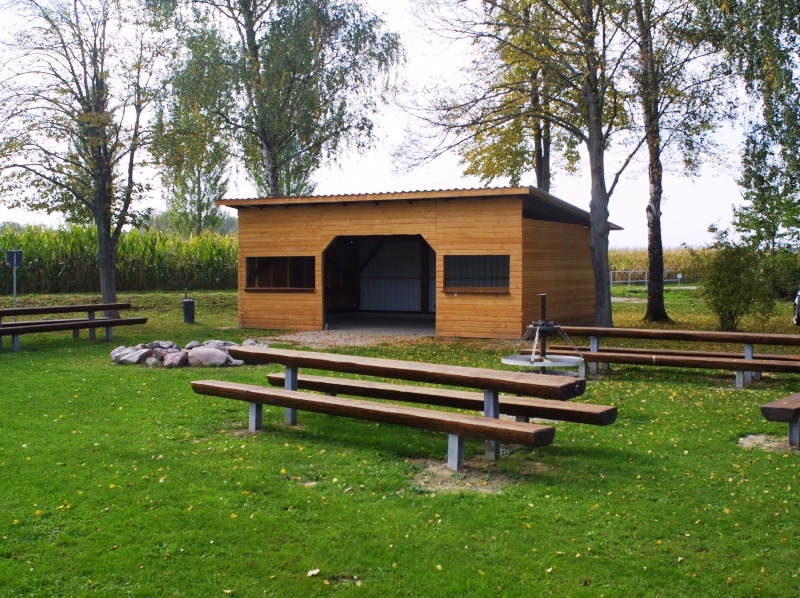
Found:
227,346 -> 585,400
561,326 -> 800,347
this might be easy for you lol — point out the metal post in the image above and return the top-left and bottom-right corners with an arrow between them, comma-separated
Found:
447,434 -> 465,470
284,365 -> 298,425
743,344 -> 753,386
589,336 -> 600,375
484,389 -> 500,461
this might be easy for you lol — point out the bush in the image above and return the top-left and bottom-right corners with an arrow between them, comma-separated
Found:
692,233 -> 774,330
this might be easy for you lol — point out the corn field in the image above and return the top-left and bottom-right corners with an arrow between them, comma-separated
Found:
608,246 -> 707,282
0,226 -> 237,294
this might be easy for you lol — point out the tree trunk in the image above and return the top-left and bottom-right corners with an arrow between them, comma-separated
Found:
95,213 -> 119,316
635,0 -> 672,323
586,132 -> 613,327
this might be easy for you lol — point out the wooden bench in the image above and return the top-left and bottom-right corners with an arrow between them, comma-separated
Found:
192,346 -> 590,470
0,303 -> 146,352
266,373 -> 617,426
552,326 -> 800,388
192,380 -> 556,470
760,394 -> 800,448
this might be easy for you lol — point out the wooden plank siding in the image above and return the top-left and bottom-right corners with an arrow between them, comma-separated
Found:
522,220 -> 595,328
234,192 -> 596,338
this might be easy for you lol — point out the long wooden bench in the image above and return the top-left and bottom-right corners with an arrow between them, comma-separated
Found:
760,394 -> 800,448
193,346 -> 591,470
266,373 -> 617,426
192,380 -> 556,470
553,326 -> 800,388
0,303 -> 146,351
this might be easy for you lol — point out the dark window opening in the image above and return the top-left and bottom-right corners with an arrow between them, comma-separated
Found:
246,256 -> 315,290
444,255 -> 509,292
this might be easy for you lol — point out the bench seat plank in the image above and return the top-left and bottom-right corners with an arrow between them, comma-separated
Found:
191,380 -> 556,447
0,303 -> 131,318
266,373 -> 617,426
228,346 -> 585,400
547,349 -> 800,374
547,345 -> 800,363
0,317 -> 147,336
760,394 -> 800,422
560,326 -> 800,347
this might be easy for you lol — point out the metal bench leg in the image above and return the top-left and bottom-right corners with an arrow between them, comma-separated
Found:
484,389 -> 500,461
88,311 -> 96,341
578,361 -> 586,378
589,336 -> 599,375
743,344 -> 753,385
106,326 -> 113,342
284,365 -> 298,426
73,329 -> 80,339
790,418 -> 799,449
12,334 -> 20,352
735,371 -> 744,388
249,403 -> 263,432
447,434 -> 465,470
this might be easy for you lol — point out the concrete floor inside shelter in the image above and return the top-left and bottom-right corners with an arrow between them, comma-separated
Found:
324,312 -> 435,336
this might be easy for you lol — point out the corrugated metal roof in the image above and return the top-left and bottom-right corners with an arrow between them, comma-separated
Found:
217,186 -> 622,230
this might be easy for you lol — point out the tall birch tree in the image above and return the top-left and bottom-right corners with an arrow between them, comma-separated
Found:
0,0 -> 173,304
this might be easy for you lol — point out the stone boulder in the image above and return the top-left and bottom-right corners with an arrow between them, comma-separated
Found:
163,350 -> 189,368
187,346 -> 229,367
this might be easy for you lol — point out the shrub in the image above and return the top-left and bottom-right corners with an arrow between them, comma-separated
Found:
692,232 -> 774,330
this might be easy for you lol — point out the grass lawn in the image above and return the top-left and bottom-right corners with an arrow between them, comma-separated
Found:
1,289 -> 799,596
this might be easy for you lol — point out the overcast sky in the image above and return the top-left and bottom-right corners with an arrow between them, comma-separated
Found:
1,0 -> 746,248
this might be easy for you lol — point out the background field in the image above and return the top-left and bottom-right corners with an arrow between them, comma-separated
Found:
0,289 -> 798,596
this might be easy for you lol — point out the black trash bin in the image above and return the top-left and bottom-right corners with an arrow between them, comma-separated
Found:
182,298 -> 195,324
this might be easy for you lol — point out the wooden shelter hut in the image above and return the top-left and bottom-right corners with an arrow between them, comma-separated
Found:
218,186 -> 618,339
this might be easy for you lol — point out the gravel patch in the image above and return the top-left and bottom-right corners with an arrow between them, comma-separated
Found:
267,329 -> 432,349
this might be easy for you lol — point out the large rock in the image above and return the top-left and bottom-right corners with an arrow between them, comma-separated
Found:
118,348 -> 153,365
184,340 -> 201,350
187,346 -> 229,367
163,350 -> 189,368
149,340 -> 180,350
203,339 -> 239,349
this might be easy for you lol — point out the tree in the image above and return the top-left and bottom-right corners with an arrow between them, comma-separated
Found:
192,0 -> 402,197
625,0 -> 730,322
697,0 -> 800,190
152,27 -> 230,235
0,0 -> 172,305
733,125 -> 800,253
406,0 -> 641,326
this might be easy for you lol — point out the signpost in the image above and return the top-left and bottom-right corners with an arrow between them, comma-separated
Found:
6,249 -> 23,315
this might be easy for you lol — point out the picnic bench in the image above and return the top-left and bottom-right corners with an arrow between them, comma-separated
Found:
190,346 -> 607,471
0,303 -> 147,352
760,393 -> 800,449
541,326 -> 800,388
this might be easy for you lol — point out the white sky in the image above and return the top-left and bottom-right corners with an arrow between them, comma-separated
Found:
1,0 -> 746,248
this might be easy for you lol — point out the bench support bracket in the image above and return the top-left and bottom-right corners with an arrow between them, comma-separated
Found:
447,434 -> 465,470
790,418 -> 799,449
484,389 -> 500,460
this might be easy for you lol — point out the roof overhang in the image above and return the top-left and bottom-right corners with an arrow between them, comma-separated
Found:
217,186 -> 622,230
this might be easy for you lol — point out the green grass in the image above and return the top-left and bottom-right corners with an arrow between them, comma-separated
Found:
1,289 -> 799,596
